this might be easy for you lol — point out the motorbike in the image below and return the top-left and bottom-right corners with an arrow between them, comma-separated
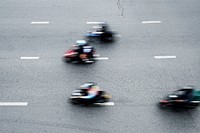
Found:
63,46 -> 99,63
70,89 -> 112,105
86,31 -> 117,42
85,22 -> 118,42
159,88 -> 200,109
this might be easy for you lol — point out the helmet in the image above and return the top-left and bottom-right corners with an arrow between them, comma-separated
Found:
79,82 -> 97,89
76,40 -> 87,46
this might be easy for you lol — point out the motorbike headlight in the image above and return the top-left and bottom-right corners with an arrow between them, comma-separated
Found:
103,94 -> 112,99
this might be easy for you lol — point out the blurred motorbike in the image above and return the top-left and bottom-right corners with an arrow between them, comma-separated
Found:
69,82 -> 112,105
159,86 -> 200,109
85,22 -> 118,42
63,45 -> 99,63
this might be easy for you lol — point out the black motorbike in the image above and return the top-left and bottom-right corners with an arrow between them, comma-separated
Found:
86,31 -> 116,42
85,22 -> 118,42
159,88 -> 200,109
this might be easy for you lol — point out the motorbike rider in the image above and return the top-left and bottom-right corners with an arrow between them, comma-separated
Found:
97,23 -> 113,40
100,23 -> 108,33
176,88 -> 194,102
74,40 -> 95,61
80,84 -> 100,100
90,22 -> 108,34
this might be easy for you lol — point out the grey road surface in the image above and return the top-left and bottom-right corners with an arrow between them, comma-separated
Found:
1,0 -> 200,133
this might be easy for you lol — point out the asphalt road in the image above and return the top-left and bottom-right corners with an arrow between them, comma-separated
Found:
1,0 -> 200,133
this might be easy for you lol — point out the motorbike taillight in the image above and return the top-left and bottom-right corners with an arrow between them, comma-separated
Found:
160,100 -> 168,103
64,50 -> 75,57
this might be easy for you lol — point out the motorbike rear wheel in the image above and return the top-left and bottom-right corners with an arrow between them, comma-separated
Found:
158,102 -> 168,109
65,57 -> 73,63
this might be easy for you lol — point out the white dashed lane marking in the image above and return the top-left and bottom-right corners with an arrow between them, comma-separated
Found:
142,21 -> 161,24
94,102 -> 114,106
154,55 -> 176,59
0,102 -> 28,106
94,57 -> 109,60
20,57 -> 40,60
31,21 -> 49,24
86,22 -> 106,24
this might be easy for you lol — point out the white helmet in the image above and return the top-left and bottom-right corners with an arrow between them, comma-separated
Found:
76,40 -> 87,46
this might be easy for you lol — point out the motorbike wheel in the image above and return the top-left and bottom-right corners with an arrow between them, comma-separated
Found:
70,99 -> 79,104
158,102 -> 168,109
186,103 -> 199,108
95,92 -> 110,103
70,98 -> 87,105
95,98 -> 107,103
100,32 -> 115,42
65,57 -> 72,63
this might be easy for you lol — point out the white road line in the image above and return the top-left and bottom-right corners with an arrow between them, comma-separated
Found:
86,22 -> 106,24
0,102 -> 28,106
20,57 -> 40,60
142,21 -> 161,24
95,57 -> 109,60
154,55 -> 176,59
94,102 -> 114,106
31,21 -> 49,24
